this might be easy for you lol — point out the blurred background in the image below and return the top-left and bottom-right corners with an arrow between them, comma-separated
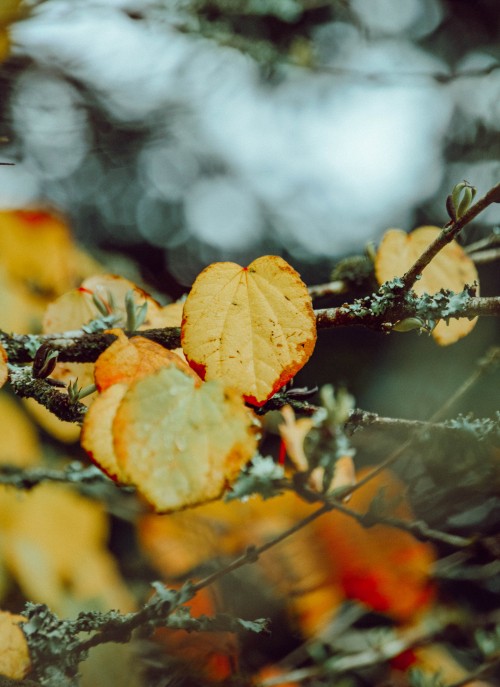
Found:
1,0 -> 497,417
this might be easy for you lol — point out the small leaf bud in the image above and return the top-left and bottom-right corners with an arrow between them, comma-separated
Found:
393,317 -> 426,332
33,344 -> 59,379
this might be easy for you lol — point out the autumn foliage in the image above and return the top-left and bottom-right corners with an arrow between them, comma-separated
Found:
0,198 -> 497,687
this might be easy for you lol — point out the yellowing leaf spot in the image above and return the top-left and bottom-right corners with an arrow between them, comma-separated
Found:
181,256 -> 317,406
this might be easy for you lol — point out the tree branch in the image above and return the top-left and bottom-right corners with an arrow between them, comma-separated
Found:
345,409 -> 499,442
3,291 -> 497,368
315,292 -> 500,333
400,182 -> 500,291
0,328 -> 181,365
470,247 -> 500,264
8,365 -> 87,423
0,464 -> 108,490
338,346 -> 499,501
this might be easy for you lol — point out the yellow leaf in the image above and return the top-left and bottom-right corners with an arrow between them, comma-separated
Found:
22,398 -> 81,444
0,0 -> 24,24
39,275 -> 162,432
148,299 -> 186,360
0,611 -> 30,680
94,329 -> 196,392
42,274 -> 159,333
375,226 -> 479,345
1,484 -> 135,616
113,366 -> 258,512
278,404 -> 313,471
181,256 -> 317,406
328,454 -> 356,495
149,300 -> 184,328
0,267 -> 45,333
0,210 -> 78,296
0,392 -> 40,467
0,28 -> 10,65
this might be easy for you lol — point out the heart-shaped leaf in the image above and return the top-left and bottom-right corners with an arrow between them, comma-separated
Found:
375,226 -> 478,345
113,366 -> 258,512
181,256 -> 317,406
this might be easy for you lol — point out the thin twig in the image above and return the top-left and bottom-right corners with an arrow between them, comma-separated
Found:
401,182 -> 500,291
285,480 -> 472,548
339,346 -> 499,501
0,464 -> 108,490
191,503 -> 332,593
465,232 -> 500,254
346,410 -> 456,435
446,657 -> 500,687
470,247 -> 500,264
308,280 -> 346,299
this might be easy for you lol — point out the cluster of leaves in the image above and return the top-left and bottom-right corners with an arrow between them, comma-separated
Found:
0,184 -> 497,687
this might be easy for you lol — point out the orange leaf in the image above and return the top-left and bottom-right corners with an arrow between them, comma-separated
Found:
94,329 -> 195,392
81,383 -> 130,482
313,468 -> 435,622
375,226 -> 479,345
0,611 -> 30,680
154,586 -> 238,682
181,256 -> 317,406
0,209 -> 79,296
113,366 -> 258,512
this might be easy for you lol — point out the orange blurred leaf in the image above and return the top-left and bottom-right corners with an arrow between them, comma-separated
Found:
154,586 -> 238,682
113,366 -> 258,512
0,611 -> 30,680
375,226 -> 479,345
181,256 -> 317,406
313,468 -> 436,622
